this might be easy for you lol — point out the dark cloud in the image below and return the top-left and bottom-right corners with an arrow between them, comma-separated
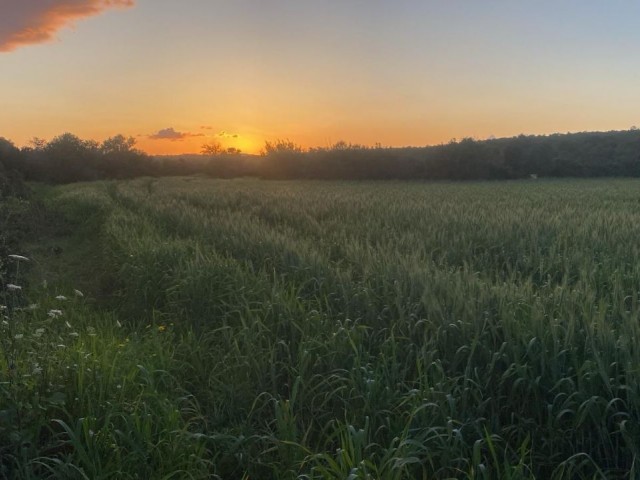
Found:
0,0 -> 134,52
148,127 -> 204,141
218,131 -> 239,139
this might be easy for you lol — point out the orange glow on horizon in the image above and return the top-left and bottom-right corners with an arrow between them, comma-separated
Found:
135,132 -> 264,156
3,2 -> 640,161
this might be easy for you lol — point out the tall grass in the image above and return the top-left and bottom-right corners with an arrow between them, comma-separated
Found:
4,177 -> 640,478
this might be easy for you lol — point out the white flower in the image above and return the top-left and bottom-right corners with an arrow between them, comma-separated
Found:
65,321 -> 72,329
33,328 -> 45,338
48,309 -> 63,318
8,254 -> 29,261
69,332 -> 79,337
0,305 -> 6,310
55,295 -> 68,301
74,289 -> 84,297
116,320 -> 122,328
7,284 -> 22,291
14,334 -> 24,340
26,304 -> 38,311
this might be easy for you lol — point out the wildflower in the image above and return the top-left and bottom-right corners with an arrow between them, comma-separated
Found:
33,328 -> 45,338
14,334 -> 24,340
65,321 -> 72,329
32,364 -> 43,375
116,320 -> 122,328
48,309 -> 63,318
0,305 -> 6,310
55,295 -> 68,301
74,289 -> 84,297
8,254 -> 29,261
158,325 -> 166,332
69,332 -> 79,337
7,284 -> 22,291
26,304 -> 38,311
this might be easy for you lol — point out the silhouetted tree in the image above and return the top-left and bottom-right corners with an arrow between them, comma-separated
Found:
201,140 -> 224,155
0,138 -> 27,197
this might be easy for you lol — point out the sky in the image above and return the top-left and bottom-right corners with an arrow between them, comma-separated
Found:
1,0 -> 640,155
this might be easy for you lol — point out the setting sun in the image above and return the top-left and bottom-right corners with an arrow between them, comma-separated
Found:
3,1 -> 640,155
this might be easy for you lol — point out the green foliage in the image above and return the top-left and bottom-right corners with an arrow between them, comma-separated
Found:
0,280 -> 211,478
5,133 -> 154,184
263,139 -> 305,155
0,138 -> 28,199
4,177 -> 640,477
258,131 -> 640,180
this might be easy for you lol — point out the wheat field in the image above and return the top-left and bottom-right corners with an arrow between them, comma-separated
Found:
3,177 -> 640,478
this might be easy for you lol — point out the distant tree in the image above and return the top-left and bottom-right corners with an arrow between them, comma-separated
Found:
262,139 -> 304,155
0,137 -> 22,170
201,141 -> 224,156
100,135 -> 152,179
29,137 -> 47,151
43,133 -> 100,183
0,137 -> 27,197
445,138 -> 497,179
504,143 -> 526,177
260,140 -> 305,178
332,140 -> 350,151
101,134 -> 137,155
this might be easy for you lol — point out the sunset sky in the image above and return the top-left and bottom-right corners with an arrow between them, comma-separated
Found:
1,1 -> 640,155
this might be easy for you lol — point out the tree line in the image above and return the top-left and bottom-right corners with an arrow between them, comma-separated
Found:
2,129 -> 640,193
258,130 -> 640,180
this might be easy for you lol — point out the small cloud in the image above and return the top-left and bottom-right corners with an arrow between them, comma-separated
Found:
148,127 -> 204,141
217,131 -> 240,139
1,1 -> 135,53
